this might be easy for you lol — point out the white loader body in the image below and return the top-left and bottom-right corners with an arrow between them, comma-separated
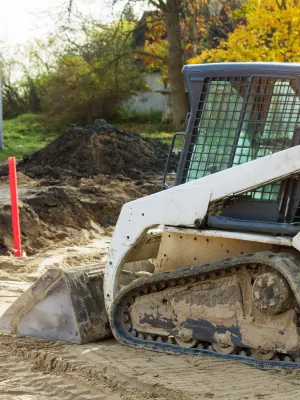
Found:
104,145 -> 300,312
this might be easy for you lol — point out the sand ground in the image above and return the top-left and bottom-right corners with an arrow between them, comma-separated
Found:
1,240 -> 300,400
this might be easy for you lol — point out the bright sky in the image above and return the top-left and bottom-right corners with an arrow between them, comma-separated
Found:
0,0 -> 139,47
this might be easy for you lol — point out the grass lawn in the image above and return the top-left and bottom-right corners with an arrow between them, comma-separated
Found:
116,122 -> 174,144
0,112 -> 181,163
112,111 -> 173,144
113,111 -> 184,148
0,114 -> 66,162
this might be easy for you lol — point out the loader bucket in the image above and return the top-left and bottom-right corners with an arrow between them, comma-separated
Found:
0,265 -> 112,344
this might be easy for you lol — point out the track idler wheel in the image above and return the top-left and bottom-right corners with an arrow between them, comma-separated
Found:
212,343 -> 236,355
252,272 -> 292,315
175,336 -> 198,348
252,349 -> 275,361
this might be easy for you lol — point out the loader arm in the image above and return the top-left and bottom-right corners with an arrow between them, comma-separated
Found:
104,145 -> 300,312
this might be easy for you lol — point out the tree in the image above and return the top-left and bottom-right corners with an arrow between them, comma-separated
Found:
0,14 -> 147,124
1,58 -> 29,119
189,0 -> 300,63
162,0 -> 188,130
133,1 -> 244,128
67,1 -> 244,129
140,1 -> 244,78
0,38 -> 59,119
41,22 -> 148,123
142,0 -> 195,130
69,0 -> 189,129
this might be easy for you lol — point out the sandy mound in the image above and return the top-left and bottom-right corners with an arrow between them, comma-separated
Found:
0,174 -> 161,255
19,120 -> 174,180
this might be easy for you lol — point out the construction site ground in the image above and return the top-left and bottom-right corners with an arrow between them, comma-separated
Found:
2,240 -> 300,400
1,122 -> 300,399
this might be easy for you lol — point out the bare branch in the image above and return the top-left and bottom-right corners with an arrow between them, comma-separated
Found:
133,49 -> 167,62
275,0 -> 287,9
149,0 -> 167,11
68,0 -> 73,15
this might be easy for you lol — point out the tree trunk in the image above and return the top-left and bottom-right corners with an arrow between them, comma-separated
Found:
165,1 -> 188,130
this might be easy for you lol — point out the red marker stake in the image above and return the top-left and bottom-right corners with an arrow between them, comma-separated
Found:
8,157 -> 22,257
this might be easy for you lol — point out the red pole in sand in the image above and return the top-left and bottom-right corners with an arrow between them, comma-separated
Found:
8,157 -> 22,257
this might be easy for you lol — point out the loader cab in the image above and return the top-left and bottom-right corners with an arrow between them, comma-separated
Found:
165,63 -> 300,228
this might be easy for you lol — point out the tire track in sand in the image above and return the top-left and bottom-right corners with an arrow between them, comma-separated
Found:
2,335 -> 300,400
0,352 -> 120,400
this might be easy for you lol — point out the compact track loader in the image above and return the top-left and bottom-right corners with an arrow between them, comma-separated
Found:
2,62 -> 300,369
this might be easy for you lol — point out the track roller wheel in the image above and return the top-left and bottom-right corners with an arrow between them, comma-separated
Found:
252,349 -> 275,360
175,336 -> 198,348
212,343 -> 236,355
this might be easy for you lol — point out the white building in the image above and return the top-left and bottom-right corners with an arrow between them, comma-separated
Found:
124,71 -> 172,121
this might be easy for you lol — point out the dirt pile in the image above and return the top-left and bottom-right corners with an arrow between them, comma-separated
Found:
0,174 -> 161,255
0,120 -> 173,254
20,120 -> 174,180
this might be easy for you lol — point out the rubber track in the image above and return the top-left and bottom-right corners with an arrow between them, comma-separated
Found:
111,251 -> 300,370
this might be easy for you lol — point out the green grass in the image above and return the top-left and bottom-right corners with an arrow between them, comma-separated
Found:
116,121 -> 173,144
112,109 -> 164,124
0,112 -> 180,163
112,111 -> 175,145
0,114 -> 66,162
115,121 -> 185,149
112,109 -> 178,145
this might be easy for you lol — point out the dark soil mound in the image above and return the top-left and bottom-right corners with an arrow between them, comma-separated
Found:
19,120 -> 175,180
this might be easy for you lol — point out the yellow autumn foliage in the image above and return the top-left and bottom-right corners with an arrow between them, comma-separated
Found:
189,0 -> 300,64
